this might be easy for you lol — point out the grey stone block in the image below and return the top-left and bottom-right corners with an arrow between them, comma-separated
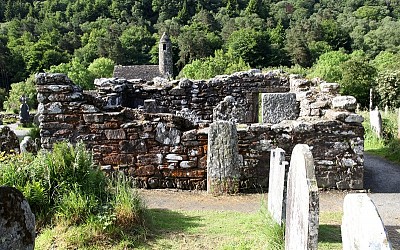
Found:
262,93 -> 299,124
268,148 -> 289,225
285,144 -> 319,250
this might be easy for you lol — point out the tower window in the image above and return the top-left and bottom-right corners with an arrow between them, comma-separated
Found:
163,44 -> 166,50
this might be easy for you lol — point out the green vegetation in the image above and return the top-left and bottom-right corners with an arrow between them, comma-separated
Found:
3,74 -> 37,113
362,110 -> 400,163
0,141 -> 147,248
0,0 -> 400,109
137,208 -> 284,250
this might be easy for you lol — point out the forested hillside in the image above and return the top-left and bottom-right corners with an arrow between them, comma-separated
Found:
1,0 -> 400,108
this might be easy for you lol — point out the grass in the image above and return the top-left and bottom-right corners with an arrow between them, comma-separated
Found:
35,207 -> 343,249
361,110 -> 400,164
138,208 -> 283,250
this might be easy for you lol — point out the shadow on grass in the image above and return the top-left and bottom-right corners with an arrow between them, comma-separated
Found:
137,208 -> 202,247
366,148 -> 400,165
318,224 -> 341,244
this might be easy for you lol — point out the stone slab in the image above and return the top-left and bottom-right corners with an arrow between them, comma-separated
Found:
262,93 -> 299,124
268,148 -> 288,225
341,193 -> 392,250
207,121 -> 240,194
285,144 -> 319,250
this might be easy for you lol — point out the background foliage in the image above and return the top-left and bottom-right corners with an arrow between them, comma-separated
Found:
1,0 -> 400,108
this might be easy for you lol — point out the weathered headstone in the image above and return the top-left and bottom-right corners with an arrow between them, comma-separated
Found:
262,93 -> 299,124
19,95 -> 30,125
268,148 -> 288,225
285,144 -> 319,250
207,121 -> 240,194
0,186 -> 35,250
370,107 -> 382,138
341,194 -> 392,250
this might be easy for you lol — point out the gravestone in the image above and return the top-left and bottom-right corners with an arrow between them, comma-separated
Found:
207,121 -> 240,194
262,93 -> 299,124
0,186 -> 35,250
370,107 -> 382,138
19,95 -> 30,125
341,194 -> 392,250
268,148 -> 288,225
285,144 -> 319,250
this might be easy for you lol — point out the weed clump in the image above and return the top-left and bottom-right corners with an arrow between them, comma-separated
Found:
0,141 -> 147,248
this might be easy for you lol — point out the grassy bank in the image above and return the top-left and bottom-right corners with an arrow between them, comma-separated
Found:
362,110 -> 400,164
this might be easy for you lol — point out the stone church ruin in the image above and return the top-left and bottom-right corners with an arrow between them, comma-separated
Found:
35,68 -> 364,191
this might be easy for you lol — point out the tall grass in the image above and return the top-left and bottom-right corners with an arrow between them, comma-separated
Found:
0,141 -> 147,248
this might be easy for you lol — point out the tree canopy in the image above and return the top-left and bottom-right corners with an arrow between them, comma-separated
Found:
0,0 -> 400,107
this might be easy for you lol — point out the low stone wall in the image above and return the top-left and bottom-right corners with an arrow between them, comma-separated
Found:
36,72 -> 364,190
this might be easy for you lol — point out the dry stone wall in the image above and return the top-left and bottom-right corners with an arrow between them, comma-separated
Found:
36,71 -> 364,190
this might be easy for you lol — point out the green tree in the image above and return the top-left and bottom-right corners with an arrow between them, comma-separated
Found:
4,74 -> 38,114
226,28 -> 270,68
179,49 -> 250,79
370,51 -> 400,73
340,58 -> 377,107
49,58 -> 95,90
309,50 -> 350,82
375,70 -> 400,108
177,22 -> 222,67
88,57 -> 115,78
119,25 -> 155,65
24,39 -> 68,73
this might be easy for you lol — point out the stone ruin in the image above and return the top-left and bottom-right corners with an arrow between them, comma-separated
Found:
35,70 -> 364,191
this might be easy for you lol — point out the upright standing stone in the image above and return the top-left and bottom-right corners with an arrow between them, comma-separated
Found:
19,95 -> 30,125
0,186 -> 35,250
341,194 -> 392,250
207,121 -> 240,194
262,93 -> 299,124
285,144 -> 319,250
268,148 -> 288,225
370,107 -> 382,138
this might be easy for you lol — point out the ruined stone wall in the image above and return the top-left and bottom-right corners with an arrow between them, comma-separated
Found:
95,70 -> 289,123
36,72 -> 364,190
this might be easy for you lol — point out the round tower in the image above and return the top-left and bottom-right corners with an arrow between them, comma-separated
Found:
159,32 -> 173,78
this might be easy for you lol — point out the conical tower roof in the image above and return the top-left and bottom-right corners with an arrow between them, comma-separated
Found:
160,32 -> 170,43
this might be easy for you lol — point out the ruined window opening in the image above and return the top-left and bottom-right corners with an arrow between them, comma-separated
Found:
163,44 -> 166,50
